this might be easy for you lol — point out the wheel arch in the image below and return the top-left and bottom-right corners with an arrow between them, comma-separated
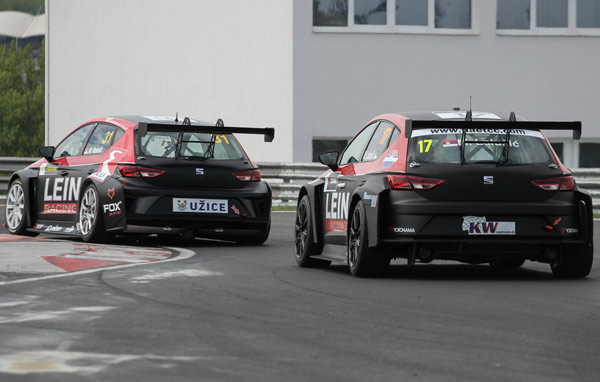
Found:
299,180 -> 325,245
8,170 -> 38,228
81,176 -> 127,232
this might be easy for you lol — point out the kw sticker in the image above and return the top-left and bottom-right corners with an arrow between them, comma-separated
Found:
462,216 -> 515,235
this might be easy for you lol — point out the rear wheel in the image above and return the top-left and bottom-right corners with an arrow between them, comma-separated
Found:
348,202 -> 389,277
5,179 -> 34,236
79,184 -> 111,243
551,244 -> 593,278
295,195 -> 329,268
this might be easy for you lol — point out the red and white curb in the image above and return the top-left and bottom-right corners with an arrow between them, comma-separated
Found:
0,234 -> 195,286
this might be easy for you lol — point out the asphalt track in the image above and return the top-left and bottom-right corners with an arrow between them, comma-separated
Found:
0,208 -> 599,381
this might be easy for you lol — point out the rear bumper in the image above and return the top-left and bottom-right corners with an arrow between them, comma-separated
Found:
377,190 -> 592,262
120,181 -> 271,235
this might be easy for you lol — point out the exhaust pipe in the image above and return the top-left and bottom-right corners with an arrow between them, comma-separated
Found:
542,247 -> 559,262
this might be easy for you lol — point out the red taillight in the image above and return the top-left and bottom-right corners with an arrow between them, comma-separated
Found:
118,165 -> 165,178
387,175 -> 445,190
232,169 -> 261,182
531,176 -> 574,191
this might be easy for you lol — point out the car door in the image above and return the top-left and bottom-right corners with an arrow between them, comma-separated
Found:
36,123 -> 96,229
36,123 -> 122,230
321,121 -> 380,245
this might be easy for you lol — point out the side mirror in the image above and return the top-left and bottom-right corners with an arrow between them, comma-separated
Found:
318,151 -> 339,172
39,146 -> 55,161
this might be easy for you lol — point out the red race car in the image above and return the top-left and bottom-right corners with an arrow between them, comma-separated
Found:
5,116 -> 274,244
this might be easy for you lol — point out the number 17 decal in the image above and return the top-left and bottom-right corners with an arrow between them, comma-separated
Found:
418,139 -> 432,153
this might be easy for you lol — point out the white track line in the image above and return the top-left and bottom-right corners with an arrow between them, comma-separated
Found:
0,247 -> 195,287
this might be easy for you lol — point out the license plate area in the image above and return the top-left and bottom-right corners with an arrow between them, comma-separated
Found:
173,198 -> 228,213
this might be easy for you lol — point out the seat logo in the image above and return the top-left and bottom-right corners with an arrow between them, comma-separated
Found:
196,168 -> 204,175
483,176 -> 494,185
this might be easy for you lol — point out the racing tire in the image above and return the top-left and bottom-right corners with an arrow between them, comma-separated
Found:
551,243 -> 593,279
347,202 -> 390,277
236,218 -> 271,246
4,179 -> 36,236
79,184 -> 111,243
294,195 -> 329,268
489,258 -> 525,268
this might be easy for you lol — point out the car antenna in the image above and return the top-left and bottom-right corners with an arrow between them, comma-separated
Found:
465,96 -> 472,121
175,112 -> 179,123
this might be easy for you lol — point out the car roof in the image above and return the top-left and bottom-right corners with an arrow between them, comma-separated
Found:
111,115 -> 212,125
393,110 -> 517,121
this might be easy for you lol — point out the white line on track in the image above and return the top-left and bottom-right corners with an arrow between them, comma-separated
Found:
0,247 -> 195,287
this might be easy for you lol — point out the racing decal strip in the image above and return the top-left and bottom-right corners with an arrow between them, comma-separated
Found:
411,128 -> 544,139
0,246 -> 195,287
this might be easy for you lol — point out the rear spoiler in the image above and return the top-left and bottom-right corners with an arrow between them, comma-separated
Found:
136,122 -> 275,142
404,120 -> 582,140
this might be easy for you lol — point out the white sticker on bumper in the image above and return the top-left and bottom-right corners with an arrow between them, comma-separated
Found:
173,198 -> 228,213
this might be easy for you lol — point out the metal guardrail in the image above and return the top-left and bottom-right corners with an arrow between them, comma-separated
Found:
0,157 -> 598,211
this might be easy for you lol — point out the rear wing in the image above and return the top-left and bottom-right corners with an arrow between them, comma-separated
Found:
136,122 -> 275,142
404,120 -> 582,140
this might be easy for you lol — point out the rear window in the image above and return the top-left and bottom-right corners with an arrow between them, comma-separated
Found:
138,131 -> 244,160
408,128 -> 554,165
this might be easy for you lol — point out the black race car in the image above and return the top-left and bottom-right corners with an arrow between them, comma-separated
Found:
294,110 -> 594,278
4,116 -> 274,244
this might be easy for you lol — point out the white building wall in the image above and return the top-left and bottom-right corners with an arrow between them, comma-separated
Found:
46,0 -> 293,162
292,0 -> 600,166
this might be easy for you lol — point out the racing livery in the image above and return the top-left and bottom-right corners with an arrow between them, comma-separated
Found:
295,111 -> 594,278
5,116 -> 274,244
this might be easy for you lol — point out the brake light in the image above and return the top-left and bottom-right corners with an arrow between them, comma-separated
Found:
387,175 -> 445,190
118,165 -> 165,178
531,176 -> 574,191
232,169 -> 261,182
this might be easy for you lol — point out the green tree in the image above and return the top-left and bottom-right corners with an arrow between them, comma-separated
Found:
0,40 -> 45,156
0,0 -> 44,14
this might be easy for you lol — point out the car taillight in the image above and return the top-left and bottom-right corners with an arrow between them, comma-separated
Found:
531,175 -> 574,191
232,169 -> 261,182
387,175 -> 445,190
118,165 -> 165,178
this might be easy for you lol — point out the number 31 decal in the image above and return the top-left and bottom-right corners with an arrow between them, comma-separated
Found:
418,139 -> 432,153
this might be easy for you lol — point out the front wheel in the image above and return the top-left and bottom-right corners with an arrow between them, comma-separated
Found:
5,179 -> 34,236
348,202 -> 389,277
551,244 -> 593,278
79,184 -> 110,243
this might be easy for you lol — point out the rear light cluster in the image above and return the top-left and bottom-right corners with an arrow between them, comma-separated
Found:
232,169 -> 261,182
118,165 -> 165,178
531,176 -> 575,191
387,175 -> 445,190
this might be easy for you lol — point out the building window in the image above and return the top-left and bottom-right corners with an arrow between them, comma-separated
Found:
312,137 -> 350,163
314,0 -> 349,27
396,0 -> 428,26
355,0 -> 387,25
497,0 -> 600,34
579,143 -> 600,168
435,0 -> 471,29
577,0 -> 600,28
313,0 -> 474,33
537,0 -> 568,27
